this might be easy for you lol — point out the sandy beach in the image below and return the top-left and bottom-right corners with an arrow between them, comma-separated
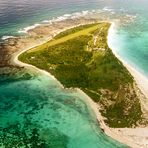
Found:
108,22 -> 148,99
108,22 -> 148,148
108,22 -> 148,119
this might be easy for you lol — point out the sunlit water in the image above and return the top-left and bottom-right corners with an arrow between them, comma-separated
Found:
0,0 -> 148,147
0,70 -> 126,147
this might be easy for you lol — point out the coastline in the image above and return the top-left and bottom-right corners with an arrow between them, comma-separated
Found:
108,22 -> 148,99
12,21 -> 146,148
108,23 -> 148,119
108,22 -> 148,148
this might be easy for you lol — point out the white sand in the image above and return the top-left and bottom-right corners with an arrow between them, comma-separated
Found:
108,22 -> 148,99
77,89 -> 140,148
111,128 -> 148,148
107,22 -> 148,148
108,22 -> 148,116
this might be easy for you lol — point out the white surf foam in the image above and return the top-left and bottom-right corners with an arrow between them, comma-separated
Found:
42,20 -> 50,23
103,7 -> 114,12
18,23 -> 40,34
1,36 -> 17,40
17,10 -> 100,34
16,8 -> 136,36
12,8 -> 136,38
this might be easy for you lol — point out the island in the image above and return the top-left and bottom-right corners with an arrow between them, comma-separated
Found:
16,22 -> 148,147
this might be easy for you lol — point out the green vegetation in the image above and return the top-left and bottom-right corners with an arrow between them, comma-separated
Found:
27,24 -> 100,53
19,23 -> 142,128
54,23 -> 100,39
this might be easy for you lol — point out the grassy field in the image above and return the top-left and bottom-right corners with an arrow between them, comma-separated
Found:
28,23 -> 100,53
19,23 -> 142,128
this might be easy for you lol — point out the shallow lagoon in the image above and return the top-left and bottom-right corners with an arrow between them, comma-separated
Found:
0,69 -> 127,147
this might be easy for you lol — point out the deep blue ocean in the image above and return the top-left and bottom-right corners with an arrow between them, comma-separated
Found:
0,0 -> 148,147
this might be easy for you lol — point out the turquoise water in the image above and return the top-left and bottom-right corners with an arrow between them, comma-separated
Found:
108,4 -> 148,77
0,0 -> 148,147
0,69 -> 126,147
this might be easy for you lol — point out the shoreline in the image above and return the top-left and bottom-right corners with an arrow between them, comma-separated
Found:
12,21 -> 148,147
108,22 -> 148,99
108,22 -> 148,119
108,22 -> 148,147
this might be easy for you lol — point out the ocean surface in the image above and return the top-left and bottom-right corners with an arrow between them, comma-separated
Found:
0,69 -> 127,147
0,0 -> 148,147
